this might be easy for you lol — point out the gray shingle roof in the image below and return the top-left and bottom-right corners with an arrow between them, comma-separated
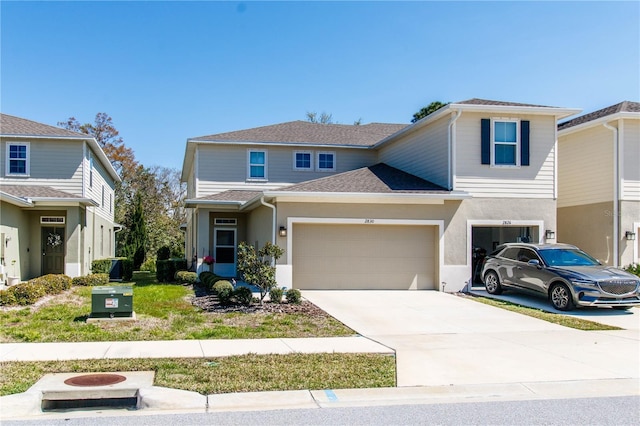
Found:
0,185 -> 83,199
193,190 -> 264,203
0,114 -> 87,138
191,121 -> 408,147
276,163 -> 447,194
456,98 -> 558,108
558,101 -> 640,130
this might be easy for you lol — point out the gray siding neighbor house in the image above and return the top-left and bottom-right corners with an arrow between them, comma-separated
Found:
0,113 -> 120,283
181,99 -> 579,292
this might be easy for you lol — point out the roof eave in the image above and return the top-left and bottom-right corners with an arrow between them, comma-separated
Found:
558,111 -> 640,136
0,191 -> 34,207
29,197 -> 99,207
264,190 -> 471,203
186,139 -> 372,149
449,103 -> 581,120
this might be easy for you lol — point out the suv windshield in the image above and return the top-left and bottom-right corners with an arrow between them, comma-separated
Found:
538,248 -> 600,267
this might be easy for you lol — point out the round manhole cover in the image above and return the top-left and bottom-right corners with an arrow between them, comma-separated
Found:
64,374 -> 127,387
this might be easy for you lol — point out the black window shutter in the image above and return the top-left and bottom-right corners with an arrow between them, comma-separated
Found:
481,119 -> 490,164
521,120 -> 530,166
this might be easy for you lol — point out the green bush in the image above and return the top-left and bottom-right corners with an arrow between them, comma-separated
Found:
72,273 -> 109,286
234,286 -> 253,306
156,258 -> 187,283
198,271 -> 222,291
213,280 -> 234,305
269,287 -> 284,303
120,258 -> 133,281
175,271 -> 198,285
91,258 -> 112,274
625,264 -> 640,278
157,246 -> 171,261
10,282 -> 47,305
0,289 -> 17,306
140,257 -> 157,274
285,288 -> 302,304
31,274 -> 72,294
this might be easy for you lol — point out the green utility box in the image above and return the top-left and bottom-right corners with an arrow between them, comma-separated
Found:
91,286 -> 133,318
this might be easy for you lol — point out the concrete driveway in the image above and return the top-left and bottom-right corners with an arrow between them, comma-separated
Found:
302,291 -> 640,388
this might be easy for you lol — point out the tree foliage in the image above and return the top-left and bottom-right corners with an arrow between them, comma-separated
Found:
123,192 -> 147,269
306,111 -> 334,124
411,101 -> 449,123
236,241 -> 284,303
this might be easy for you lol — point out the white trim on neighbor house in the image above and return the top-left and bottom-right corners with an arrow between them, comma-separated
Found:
316,151 -> 336,172
283,216 -> 445,289
634,221 -> 640,264
293,150 -> 313,171
65,262 -> 81,278
247,149 -> 268,181
264,191 -> 471,204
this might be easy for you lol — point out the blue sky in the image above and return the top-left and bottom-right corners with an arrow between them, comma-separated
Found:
2,1 -> 638,172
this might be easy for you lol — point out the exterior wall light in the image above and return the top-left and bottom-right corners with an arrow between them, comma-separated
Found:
626,231 -> 636,241
545,230 -> 555,240
279,226 -> 287,237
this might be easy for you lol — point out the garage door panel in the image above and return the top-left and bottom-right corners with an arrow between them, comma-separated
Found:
293,223 -> 435,290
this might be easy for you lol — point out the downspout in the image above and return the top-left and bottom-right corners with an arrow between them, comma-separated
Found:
447,109 -> 463,190
603,121 -> 619,267
260,196 -> 277,245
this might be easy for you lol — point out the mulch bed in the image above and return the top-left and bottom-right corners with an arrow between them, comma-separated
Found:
191,285 -> 330,318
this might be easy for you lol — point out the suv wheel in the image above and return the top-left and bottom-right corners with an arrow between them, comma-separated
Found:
550,283 -> 575,311
484,271 -> 503,295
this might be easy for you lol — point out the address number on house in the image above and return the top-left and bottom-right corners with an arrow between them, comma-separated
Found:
364,219 -> 375,224
502,220 -> 512,225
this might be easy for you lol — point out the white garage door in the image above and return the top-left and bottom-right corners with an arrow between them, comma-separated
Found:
292,223 -> 436,290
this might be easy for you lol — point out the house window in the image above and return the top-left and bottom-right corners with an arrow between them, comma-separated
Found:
89,153 -> 94,187
294,151 -> 312,171
317,151 -> 336,172
247,150 -> 267,180
6,142 -> 29,175
493,120 -> 519,166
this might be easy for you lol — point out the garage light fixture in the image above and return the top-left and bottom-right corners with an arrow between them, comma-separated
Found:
626,231 -> 636,241
279,226 -> 287,237
545,230 -> 555,240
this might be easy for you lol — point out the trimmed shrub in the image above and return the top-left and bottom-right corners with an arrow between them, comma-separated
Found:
140,257 -> 157,274
120,258 -> 133,281
72,273 -> 109,286
213,280 -> 234,305
175,271 -> 198,285
91,258 -> 112,274
156,258 -> 188,283
32,274 -> 72,294
285,288 -> 302,304
625,264 -> 640,278
198,271 -> 223,291
269,287 -> 284,304
10,282 -> 47,305
0,289 -> 17,306
234,286 -> 253,306
157,246 -> 171,261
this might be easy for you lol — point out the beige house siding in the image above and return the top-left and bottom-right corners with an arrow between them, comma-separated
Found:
558,125 -> 614,208
622,120 -> 640,200
557,202 -> 614,265
377,115 -> 450,188
0,201 -> 29,281
1,138 -> 84,195
455,113 -> 557,198
84,144 -> 116,222
196,144 -> 376,196
620,200 -> 640,266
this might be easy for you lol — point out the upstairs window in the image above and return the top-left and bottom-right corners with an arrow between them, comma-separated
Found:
89,153 -> 94,187
317,151 -> 336,172
294,151 -> 312,171
6,142 -> 29,176
481,119 -> 530,167
247,150 -> 267,180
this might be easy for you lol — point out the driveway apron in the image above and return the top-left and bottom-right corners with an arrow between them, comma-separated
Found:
302,291 -> 640,387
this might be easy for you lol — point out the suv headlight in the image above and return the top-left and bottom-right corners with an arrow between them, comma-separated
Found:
571,278 -> 597,287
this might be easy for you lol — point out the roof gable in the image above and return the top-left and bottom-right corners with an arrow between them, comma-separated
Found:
0,114 -> 88,138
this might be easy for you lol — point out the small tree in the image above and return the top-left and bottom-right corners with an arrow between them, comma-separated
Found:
236,241 -> 284,304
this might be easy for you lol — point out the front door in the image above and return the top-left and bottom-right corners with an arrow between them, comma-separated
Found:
42,226 -> 65,275
214,228 -> 236,277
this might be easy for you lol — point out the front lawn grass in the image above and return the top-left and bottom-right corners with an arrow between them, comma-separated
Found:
0,272 -> 353,343
0,353 -> 396,396
464,294 -> 623,331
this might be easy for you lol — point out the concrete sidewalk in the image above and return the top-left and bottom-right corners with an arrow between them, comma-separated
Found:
0,335 -> 393,362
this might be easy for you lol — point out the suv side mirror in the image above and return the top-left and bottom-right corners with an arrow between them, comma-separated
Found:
528,259 -> 542,269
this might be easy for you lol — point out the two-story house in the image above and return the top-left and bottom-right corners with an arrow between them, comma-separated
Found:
558,101 -> 640,268
181,99 -> 579,292
0,113 -> 120,283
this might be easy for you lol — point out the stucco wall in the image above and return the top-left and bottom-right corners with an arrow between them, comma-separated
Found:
557,202 -> 614,265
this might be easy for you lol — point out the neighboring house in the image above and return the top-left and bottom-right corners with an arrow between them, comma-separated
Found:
557,101 -> 640,268
181,99 -> 579,292
0,113 -> 120,283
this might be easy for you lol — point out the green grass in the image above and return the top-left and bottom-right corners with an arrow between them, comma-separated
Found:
0,354 -> 396,396
0,272 -> 353,343
465,294 -> 623,331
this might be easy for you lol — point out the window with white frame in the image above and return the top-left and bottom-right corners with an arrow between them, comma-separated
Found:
293,151 -> 312,171
247,150 -> 267,180
89,153 -> 94,187
316,151 -> 335,172
6,142 -> 30,175
492,119 -> 519,166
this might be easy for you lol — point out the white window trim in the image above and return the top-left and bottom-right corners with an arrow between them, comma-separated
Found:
5,141 -> 30,176
247,149 -> 268,181
490,118 -> 520,168
316,151 -> 336,172
89,152 -> 94,187
293,150 -> 313,171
